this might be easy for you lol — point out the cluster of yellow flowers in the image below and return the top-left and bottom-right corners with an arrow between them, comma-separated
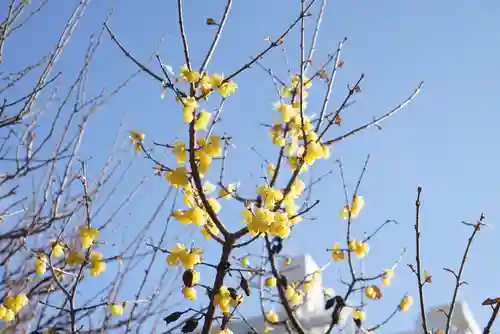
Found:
129,130 -> 145,153
80,226 -> 100,249
268,75 -> 330,173
339,195 -> 365,219
213,286 -> 243,313
265,310 -> 279,324
285,283 -> 304,306
0,293 -> 28,322
166,244 -> 203,270
179,66 -> 237,98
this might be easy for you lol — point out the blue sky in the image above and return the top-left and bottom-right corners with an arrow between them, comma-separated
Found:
4,0 -> 500,332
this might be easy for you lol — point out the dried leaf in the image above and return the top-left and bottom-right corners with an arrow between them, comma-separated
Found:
338,60 -> 345,68
319,70 -> 328,79
334,115 -> 341,126
482,297 -> 500,306
206,18 -> 217,25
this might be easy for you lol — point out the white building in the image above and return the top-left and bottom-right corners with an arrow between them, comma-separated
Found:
230,254 -> 482,334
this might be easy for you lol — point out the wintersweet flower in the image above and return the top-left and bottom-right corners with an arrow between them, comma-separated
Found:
67,251 -> 84,266
240,257 -> 249,267
265,311 -> 279,324
166,167 -> 189,188
109,303 -> 124,316
179,64 -> 200,83
219,183 -> 235,200
353,309 -> 366,321
172,142 -> 187,164
129,130 -> 145,153
348,240 -> 369,258
90,252 -> 106,277
0,305 -> 14,322
210,73 -> 224,88
264,276 -> 277,287
331,242 -> 345,261
382,268 -> 394,286
201,220 -> 220,239
181,97 -> 199,123
219,81 -> 237,97
340,195 -> 365,219
182,286 -> 197,301
273,102 -> 298,123
35,253 -> 47,275
214,286 -> 232,313
79,226 -> 100,248
194,110 -> 212,131
51,240 -> 64,257
399,295 -> 413,312
365,285 -> 382,300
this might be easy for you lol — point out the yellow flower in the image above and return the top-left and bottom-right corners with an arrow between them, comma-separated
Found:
218,81 -> 237,97
365,285 -> 382,300
180,64 -> 200,83
203,181 -> 216,194
331,242 -> 345,261
283,257 -> 292,265
182,286 -> 197,301
207,197 -> 221,214
205,135 -> 222,156
166,167 -> 189,188
51,241 -> 64,257
5,294 -> 29,313
181,97 -> 199,123
90,252 -> 106,277
265,276 -> 277,287
280,86 -> 291,97
273,102 -> 297,123
109,303 -> 124,316
194,110 -> 212,131
353,309 -> 366,321
129,130 -> 145,153
219,184 -> 235,200
340,195 -> 364,219
265,310 -> 279,324
382,268 -> 394,286
67,251 -> 84,266
35,253 -> 47,275
201,220 -> 220,240
399,295 -> 413,312
214,286 -> 232,313
348,240 -> 369,258
240,257 -> 249,267
79,226 -> 100,249
0,306 -> 14,322
213,329 -> 233,334
172,142 -> 187,164
210,73 -> 224,88
267,163 -> 276,175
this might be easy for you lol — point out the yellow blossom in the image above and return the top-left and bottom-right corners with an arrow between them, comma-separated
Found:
90,252 -> 106,277
109,303 -> 124,316
399,295 -> 413,312
348,240 -> 369,258
365,285 -> 382,300
180,64 -> 200,83
172,142 -> 187,164
382,268 -> 394,286
35,253 -> 47,275
195,110 -> 212,131
283,257 -> 292,265
129,130 -> 145,153
51,241 -> 64,257
183,286 -> 197,301
207,197 -> 221,214
240,257 -> 249,267
340,195 -> 365,219
265,276 -> 277,287
214,286 -> 232,313
353,309 -> 366,321
210,73 -> 224,88
0,306 -> 14,322
267,163 -> 276,175
323,288 -> 334,297
219,184 -> 235,200
67,251 -> 84,266
79,226 -> 100,249
181,97 -> 199,123
331,242 -> 345,261
273,102 -> 298,123
218,81 -> 237,97
166,167 -> 189,188
265,310 -> 279,324
280,86 -> 291,97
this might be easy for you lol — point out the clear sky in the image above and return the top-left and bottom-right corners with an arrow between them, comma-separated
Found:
4,0 -> 500,332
